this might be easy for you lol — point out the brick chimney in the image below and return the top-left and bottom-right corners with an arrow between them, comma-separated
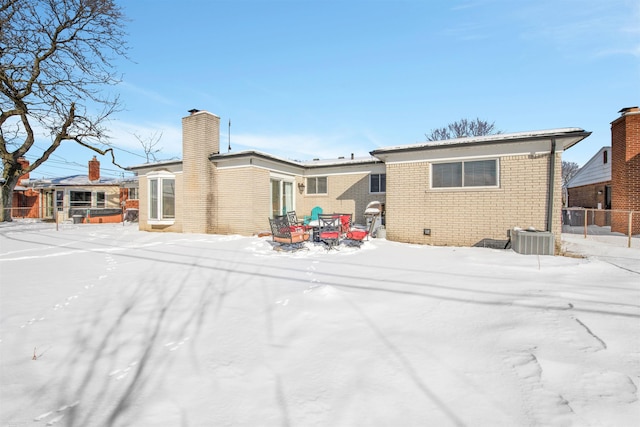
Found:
88,156 -> 100,182
17,157 -> 30,184
610,106 -> 640,234
182,109 -> 219,234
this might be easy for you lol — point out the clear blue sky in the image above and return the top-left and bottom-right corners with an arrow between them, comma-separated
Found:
30,0 -> 640,180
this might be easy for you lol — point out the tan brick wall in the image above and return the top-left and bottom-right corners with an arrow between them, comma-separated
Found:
297,173 -> 386,225
182,111 -> 219,233
213,166 -> 271,235
385,154 -> 561,247
137,173 -> 184,233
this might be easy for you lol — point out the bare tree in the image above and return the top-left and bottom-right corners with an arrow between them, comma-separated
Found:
0,0 -> 128,221
562,161 -> 580,187
426,118 -> 501,141
134,131 -> 163,163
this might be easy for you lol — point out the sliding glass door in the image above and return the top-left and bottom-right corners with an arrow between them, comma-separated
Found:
270,178 -> 294,218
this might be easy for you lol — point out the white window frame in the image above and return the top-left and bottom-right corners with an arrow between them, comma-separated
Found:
370,173 -> 386,194
69,190 -> 92,208
96,191 -> 106,208
128,187 -> 139,200
270,177 -> 295,218
431,158 -> 499,189
306,176 -> 328,195
148,172 -> 176,225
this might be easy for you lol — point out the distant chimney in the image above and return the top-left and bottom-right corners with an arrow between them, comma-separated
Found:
619,106 -> 639,116
17,157 -> 29,184
88,156 -> 100,181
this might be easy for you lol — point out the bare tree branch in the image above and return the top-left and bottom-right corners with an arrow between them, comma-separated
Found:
0,0 -> 129,221
562,161 -> 580,187
134,131 -> 163,163
426,118 -> 501,141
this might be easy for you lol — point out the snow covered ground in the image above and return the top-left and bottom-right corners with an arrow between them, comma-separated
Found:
1,220 -> 638,427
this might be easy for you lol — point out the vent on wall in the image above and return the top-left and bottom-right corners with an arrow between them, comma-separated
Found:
511,229 -> 554,255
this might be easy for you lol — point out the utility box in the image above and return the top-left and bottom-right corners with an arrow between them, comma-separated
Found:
511,229 -> 554,255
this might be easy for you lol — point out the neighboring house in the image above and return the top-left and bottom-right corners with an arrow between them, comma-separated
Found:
10,157 -> 40,219
566,147 -> 612,210
129,109 -> 591,252
30,156 -> 125,223
120,177 -> 140,221
566,106 -> 640,234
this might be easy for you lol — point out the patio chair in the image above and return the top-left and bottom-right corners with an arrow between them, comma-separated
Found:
333,213 -> 352,236
287,211 -> 312,231
268,215 -> 309,246
317,214 -> 342,249
303,206 -> 323,225
339,213 -> 368,246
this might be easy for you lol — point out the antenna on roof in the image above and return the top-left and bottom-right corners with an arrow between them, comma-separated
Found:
228,119 -> 231,152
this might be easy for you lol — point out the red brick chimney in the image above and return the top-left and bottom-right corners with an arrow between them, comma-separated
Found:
611,106 -> 640,234
88,156 -> 100,182
17,157 -> 30,184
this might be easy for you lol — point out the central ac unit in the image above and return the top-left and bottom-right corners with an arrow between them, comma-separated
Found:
511,229 -> 554,255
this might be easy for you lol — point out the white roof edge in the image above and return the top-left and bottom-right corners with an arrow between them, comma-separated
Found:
127,159 -> 183,170
372,128 -> 588,153
211,149 -> 380,167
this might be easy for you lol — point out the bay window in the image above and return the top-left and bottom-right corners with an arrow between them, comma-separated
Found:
148,174 -> 175,222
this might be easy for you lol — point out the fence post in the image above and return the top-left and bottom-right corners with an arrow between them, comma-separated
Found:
584,209 -> 588,239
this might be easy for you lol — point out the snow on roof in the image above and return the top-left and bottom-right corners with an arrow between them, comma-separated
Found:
371,128 -> 589,155
126,159 -> 183,171
210,150 -> 380,167
31,175 -> 121,187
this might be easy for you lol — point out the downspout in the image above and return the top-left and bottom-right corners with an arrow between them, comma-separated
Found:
546,138 -> 557,232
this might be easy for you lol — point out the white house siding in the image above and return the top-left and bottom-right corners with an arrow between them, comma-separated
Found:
567,147 -> 611,188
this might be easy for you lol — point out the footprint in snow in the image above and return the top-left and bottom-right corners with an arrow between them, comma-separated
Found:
108,361 -> 139,380
164,337 -> 190,352
34,400 -> 79,425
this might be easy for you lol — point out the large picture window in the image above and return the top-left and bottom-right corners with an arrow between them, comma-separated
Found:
69,191 -> 92,207
370,173 -> 386,193
306,176 -> 327,195
432,159 -> 498,188
148,175 -> 175,222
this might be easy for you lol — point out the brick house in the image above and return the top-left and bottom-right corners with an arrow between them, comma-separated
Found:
566,147 -> 612,210
370,129 -> 589,248
565,147 -> 612,227
29,156 -> 126,223
129,110 -> 385,235
566,107 -> 640,234
129,109 -> 591,251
